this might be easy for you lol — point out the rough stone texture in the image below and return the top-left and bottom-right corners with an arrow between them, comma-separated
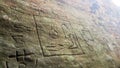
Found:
0,0 -> 120,68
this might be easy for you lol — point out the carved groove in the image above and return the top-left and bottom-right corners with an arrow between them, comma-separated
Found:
34,59 -> 38,68
36,22 -> 86,56
44,53 -> 84,57
73,33 -> 85,54
16,51 -> 19,62
33,15 -> 44,56
8,49 -> 34,63
10,7 -> 20,21
102,38 -> 111,51
61,24 -> 69,38
61,23 -> 85,53
69,23 -> 85,53
61,23 -> 78,49
6,61 -> 9,68
68,34 -> 78,49
12,35 -> 25,45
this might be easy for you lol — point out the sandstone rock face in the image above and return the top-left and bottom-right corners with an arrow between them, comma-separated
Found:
0,0 -> 120,68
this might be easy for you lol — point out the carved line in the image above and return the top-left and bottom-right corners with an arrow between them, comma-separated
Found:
32,17 -> 85,56
48,24 -> 59,39
69,23 -> 85,53
16,51 -> 19,62
44,53 -> 84,57
9,49 -> 34,62
62,23 -> 70,38
73,33 -> 85,54
68,23 -> 79,48
34,59 -> 38,68
61,23 -> 79,49
102,38 -> 112,51
9,7 -> 20,21
6,61 -> 9,68
68,34 -> 78,49
11,35 -> 25,45
69,24 -> 79,47
61,23 -> 85,54
70,23 -> 84,48
33,15 -> 44,57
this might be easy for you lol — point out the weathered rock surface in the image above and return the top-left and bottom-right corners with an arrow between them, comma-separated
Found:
0,0 -> 120,68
